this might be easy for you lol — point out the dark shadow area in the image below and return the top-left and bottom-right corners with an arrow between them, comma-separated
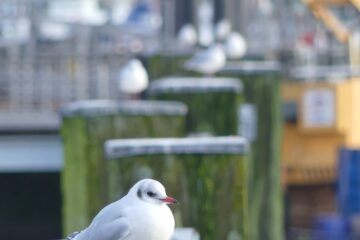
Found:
0,172 -> 62,240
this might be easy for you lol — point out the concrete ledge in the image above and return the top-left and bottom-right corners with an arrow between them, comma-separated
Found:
0,112 -> 60,133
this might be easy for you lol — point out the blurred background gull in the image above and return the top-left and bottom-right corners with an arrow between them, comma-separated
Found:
183,43 -> 226,76
177,24 -> 197,48
224,31 -> 247,59
118,58 -> 149,98
214,19 -> 232,42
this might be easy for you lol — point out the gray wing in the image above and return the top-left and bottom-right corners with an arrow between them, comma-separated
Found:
184,50 -> 210,70
78,217 -> 131,240
99,218 -> 131,240
65,231 -> 82,239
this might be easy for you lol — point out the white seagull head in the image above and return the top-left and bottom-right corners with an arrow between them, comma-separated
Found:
209,43 -> 225,56
178,24 -> 197,47
118,59 -> 149,95
224,32 -> 247,59
130,179 -> 178,206
215,19 -> 231,42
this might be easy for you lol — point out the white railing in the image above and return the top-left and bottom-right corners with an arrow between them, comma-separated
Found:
0,53 -> 131,113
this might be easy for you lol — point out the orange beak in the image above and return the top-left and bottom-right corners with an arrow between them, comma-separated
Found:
162,196 -> 179,205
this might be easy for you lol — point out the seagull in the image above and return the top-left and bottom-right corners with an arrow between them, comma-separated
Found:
66,179 -> 178,240
224,32 -> 247,60
177,24 -> 197,48
118,59 -> 149,96
184,43 -> 226,76
215,19 -> 231,42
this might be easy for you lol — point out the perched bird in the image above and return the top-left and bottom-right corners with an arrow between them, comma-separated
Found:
224,32 -> 247,60
214,19 -> 231,42
66,179 -> 178,240
118,59 -> 149,96
177,24 -> 197,48
184,43 -> 226,76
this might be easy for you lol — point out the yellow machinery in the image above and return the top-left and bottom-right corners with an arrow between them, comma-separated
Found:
282,79 -> 360,185
282,0 -> 360,186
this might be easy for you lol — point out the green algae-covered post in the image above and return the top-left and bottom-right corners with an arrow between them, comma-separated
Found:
148,77 -> 243,136
105,136 -> 249,240
220,61 -> 284,240
61,100 -> 187,235
143,49 -> 194,80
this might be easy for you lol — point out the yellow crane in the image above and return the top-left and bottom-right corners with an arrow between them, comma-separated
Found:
304,0 -> 360,66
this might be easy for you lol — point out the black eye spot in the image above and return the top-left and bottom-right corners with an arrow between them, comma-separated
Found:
147,191 -> 156,197
137,189 -> 142,199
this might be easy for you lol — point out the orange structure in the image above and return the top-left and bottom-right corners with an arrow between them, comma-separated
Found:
282,78 -> 360,185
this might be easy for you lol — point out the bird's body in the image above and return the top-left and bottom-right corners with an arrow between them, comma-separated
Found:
184,44 -> 226,75
67,179 -> 176,240
118,59 -> 149,95
224,32 -> 247,60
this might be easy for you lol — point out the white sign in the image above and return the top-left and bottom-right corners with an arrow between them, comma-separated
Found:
303,89 -> 335,128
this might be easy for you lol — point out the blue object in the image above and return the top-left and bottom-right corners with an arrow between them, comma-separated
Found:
338,148 -> 360,215
312,215 -> 351,240
127,2 -> 151,23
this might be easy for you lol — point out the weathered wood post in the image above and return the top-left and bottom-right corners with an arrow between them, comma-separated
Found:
148,77 -> 243,136
61,100 -> 187,235
220,61 -> 284,240
105,136 -> 249,240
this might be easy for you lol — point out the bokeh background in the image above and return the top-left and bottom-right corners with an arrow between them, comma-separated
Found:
1,0 -> 360,239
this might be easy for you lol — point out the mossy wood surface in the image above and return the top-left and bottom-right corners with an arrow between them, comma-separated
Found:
106,138 -> 248,240
148,78 -> 243,136
220,62 -> 284,240
154,92 -> 240,135
144,52 -> 190,80
144,51 -> 266,80
61,101 -> 186,235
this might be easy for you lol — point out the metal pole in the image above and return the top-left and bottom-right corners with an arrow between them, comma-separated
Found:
162,0 -> 176,47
